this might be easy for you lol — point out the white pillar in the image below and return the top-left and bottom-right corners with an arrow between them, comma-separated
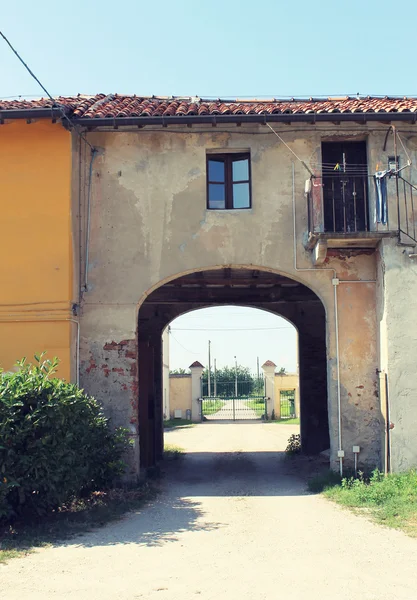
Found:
189,361 -> 204,422
262,360 -> 277,419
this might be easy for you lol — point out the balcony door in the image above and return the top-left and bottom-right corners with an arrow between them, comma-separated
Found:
322,141 -> 369,233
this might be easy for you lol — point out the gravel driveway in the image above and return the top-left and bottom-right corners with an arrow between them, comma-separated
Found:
2,422 -> 417,600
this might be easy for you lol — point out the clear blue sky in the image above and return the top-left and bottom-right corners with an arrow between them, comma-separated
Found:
1,0 -> 416,99
169,307 -> 298,373
1,1 -> 412,372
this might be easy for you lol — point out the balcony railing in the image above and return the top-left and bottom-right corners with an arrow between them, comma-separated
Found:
307,172 -> 417,247
398,175 -> 417,244
308,174 -> 369,234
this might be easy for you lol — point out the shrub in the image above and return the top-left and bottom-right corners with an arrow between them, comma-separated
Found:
0,355 -> 131,521
285,433 -> 301,455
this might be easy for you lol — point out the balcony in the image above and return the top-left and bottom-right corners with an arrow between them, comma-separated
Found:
305,173 -> 399,263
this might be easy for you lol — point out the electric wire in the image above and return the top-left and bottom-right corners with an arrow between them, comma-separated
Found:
171,326 -> 294,331
169,333 -> 204,355
0,30 -> 94,151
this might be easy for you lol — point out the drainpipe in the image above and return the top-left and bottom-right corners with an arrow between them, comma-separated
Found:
292,163 -> 378,476
291,163 -> 344,474
84,147 -> 98,292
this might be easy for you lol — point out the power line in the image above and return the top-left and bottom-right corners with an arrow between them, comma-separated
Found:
171,326 -> 294,332
169,333 -> 204,355
0,30 -> 94,150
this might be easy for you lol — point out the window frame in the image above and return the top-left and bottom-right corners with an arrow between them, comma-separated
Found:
206,152 -> 252,210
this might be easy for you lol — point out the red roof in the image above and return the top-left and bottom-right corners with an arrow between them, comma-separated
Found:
189,361 -> 204,368
2,95 -> 417,121
262,360 -> 277,368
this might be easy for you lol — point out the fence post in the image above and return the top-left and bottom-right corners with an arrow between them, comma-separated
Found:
189,361 -> 204,422
262,360 -> 276,419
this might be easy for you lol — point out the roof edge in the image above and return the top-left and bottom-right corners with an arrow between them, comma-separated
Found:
0,107 -> 65,120
71,112 -> 417,128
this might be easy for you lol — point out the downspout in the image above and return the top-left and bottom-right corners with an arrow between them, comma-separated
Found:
84,146 -> 98,292
291,163 -> 344,476
292,163 -> 378,476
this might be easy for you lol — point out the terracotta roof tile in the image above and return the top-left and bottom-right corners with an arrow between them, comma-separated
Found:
189,361 -> 204,368
2,95 -> 417,120
262,360 -> 277,368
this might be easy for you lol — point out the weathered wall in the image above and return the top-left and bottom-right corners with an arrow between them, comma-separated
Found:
377,238 -> 417,471
274,373 -> 299,418
0,119 -> 74,380
76,122 -> 416,474
169,375 -> 192,419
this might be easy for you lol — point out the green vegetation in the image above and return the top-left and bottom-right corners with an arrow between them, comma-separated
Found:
163,418 -> 194,429
0,354 -> 131,522
0,484 -> 155,563
201,364 -> 268,397
309,469 -> 417,537
201,399 -> 224,415
163,444 -> 185,460
245,398 -> 266,417
285,433 -> 302,455
271,417 -> 300,425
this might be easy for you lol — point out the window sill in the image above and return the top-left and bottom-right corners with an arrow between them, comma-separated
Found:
206,208 -> 253,214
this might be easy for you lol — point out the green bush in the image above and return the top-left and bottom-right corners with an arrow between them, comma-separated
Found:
0,355 -> 131,521
285,433 -> 301,455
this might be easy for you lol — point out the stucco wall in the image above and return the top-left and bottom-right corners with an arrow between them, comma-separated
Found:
378,239 -> 417,471
274,373 -> 299,418
0,119 -> 74,380
169,375 -> 192,419
76,123 -> 417,474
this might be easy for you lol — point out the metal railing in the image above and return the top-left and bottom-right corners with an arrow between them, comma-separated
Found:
308,174 -> 370,234
397,175 -> 417,244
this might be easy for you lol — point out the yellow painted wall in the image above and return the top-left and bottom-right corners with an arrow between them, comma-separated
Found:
169,375 -> 192,418
274,373 -> 299,418
0,119 -> 74,380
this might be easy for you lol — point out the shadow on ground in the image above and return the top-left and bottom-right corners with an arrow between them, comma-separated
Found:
65,448 -> 328,551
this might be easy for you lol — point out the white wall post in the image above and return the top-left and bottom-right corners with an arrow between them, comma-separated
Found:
189,361 -> 204,422
262,360 -> 277,419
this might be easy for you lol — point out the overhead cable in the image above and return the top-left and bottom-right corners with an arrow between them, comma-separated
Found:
266,123 -> 315,178
0,30 -> 94,150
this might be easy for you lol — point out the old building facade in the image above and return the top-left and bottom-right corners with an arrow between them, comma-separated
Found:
2,95 -> 417,478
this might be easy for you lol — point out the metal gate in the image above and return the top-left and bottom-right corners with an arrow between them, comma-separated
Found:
200,375 -> 267,421
280,389 -> 296,419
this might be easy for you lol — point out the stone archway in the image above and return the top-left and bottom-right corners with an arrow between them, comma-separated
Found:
137,267 -> 329,470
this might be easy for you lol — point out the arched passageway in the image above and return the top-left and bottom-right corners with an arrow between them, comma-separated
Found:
137,267 -> 329,470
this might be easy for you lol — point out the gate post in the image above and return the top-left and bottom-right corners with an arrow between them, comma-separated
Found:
262,360 -> 277,419
190,361 -> 204,422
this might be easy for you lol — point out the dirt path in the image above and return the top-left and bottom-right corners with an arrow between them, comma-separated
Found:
2,423 -> 417,600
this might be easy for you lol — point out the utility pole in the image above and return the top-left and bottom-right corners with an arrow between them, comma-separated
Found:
234,355 -> 238,396
214,358 -> 217,397
257,356 -> 260,394
208,340 -> 211,397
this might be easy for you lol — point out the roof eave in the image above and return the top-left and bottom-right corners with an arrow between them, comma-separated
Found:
0,107 -> 65,120
71,111 -> 417,128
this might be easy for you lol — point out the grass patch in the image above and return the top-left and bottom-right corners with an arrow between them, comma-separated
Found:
310,469 -> 417,537
245,398 -> 266,417
163,444 -> 185,461
163,418 -> 194,429
0,483 -> 156,564
202,399 -> 224,415
307,470 -> 343,493
271,417 -> 300,425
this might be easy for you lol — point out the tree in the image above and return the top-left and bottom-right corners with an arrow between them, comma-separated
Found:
201,364 -> 256,397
